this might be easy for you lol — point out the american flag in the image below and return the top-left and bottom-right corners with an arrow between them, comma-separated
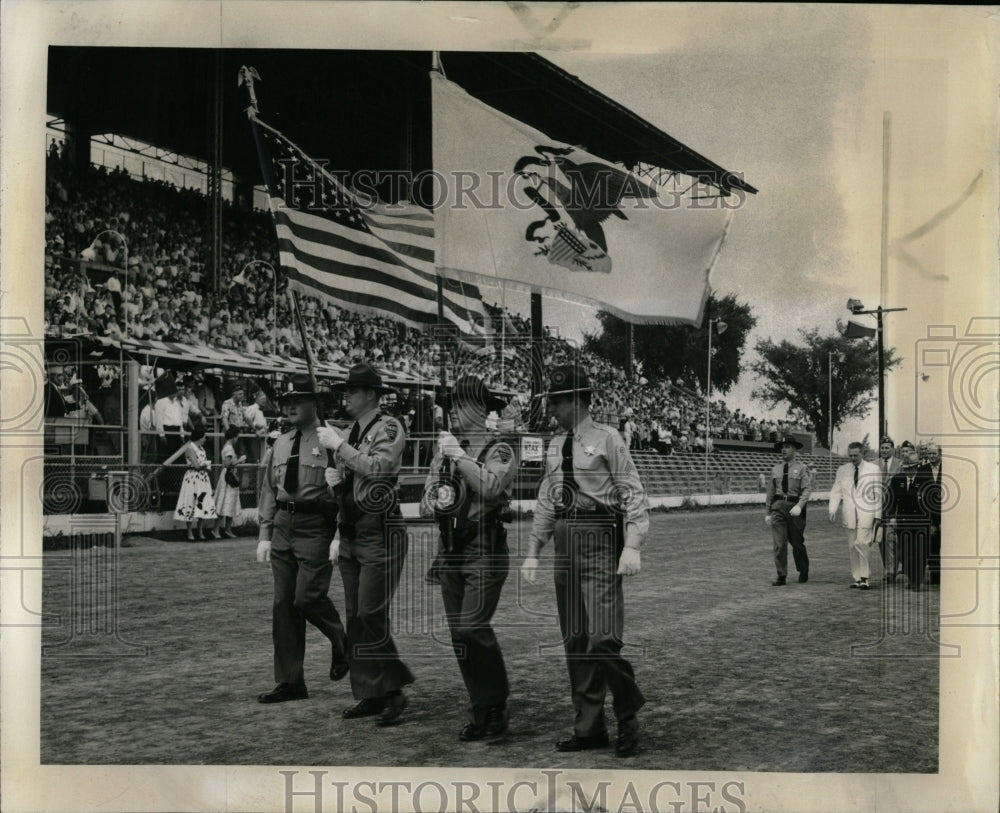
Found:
251,118 -> 487,335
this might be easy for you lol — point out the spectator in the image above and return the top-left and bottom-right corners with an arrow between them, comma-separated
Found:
212,425 -> 245,538
173,426 -> 218,540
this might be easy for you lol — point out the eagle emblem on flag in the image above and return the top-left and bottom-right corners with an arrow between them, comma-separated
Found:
514,145 -> 659,274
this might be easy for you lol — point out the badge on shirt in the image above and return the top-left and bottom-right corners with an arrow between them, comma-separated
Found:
583,445 -> 597,456
311,447 -> 321,457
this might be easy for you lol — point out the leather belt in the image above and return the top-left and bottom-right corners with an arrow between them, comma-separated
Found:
556,505 -> 614,520
276,500 -> 327,515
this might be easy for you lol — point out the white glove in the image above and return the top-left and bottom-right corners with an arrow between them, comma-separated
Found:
764,513 -> 772,526
439,430 -> 466,460
790,504 -> 802,517
256,539 -> 271,563
521,556 -> 539,585
617,547 -> 641,576
324,467 -> 343,488
317,425 -> 345,451
329,531 -> 340,563
828,512 -> 837,523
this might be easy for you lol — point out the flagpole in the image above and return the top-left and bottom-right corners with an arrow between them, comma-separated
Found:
290,288 -> 326,421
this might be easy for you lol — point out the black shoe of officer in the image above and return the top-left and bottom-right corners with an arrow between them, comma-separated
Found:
798,571 -> 809,583
615,716 -> 640,757
771,576 -> 786,586
484,704 -> 509,737
556,731 -> 610,752
376,690 -> 408,727
258,683 -> 308,704
343,697 -> 385,719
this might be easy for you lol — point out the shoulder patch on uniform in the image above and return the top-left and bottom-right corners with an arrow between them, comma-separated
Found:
495,444 -> 513,464
383,419 -> 398,441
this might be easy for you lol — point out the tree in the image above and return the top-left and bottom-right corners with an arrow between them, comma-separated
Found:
582,293 -> 757,394
749,322 -> 901,449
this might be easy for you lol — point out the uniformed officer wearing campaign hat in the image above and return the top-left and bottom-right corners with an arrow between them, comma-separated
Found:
522,364 -> 649,758
317,363 -> 413,726
256,375 -> 348,704
766,435 -> 814,586
420,375 -> 516,741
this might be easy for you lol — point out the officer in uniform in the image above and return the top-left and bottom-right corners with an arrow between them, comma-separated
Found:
419,375 -> 516,741
887,449 -> 931,591
256,376 -> 348,704
766,435 -> 813,585
317,363 -> 413,726
522,364 -> 648,758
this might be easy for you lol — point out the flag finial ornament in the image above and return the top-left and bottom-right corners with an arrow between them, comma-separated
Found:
238,66 -> 262,120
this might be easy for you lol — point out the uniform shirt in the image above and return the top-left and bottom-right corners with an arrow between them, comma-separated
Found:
333,407 -> 405,507
419,434 -> 516,523
765,457 -> 813,509
258,421 -> 337,540
530,415 -> 650,553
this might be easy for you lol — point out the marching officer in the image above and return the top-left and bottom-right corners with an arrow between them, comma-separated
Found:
419,375 -> 517,742
766,435 -> 813,586
256,376 -> 348,704
317,363 -> 414,727
887,449 -> 932,591
522,364 -> 649,758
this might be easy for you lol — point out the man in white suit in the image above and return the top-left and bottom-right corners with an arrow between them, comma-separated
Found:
829,442 -> 882,589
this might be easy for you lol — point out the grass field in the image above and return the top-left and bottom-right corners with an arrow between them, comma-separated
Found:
40,507 -> 940,771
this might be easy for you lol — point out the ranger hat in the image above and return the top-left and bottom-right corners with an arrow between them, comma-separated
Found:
440,375 -> 507,413
277,374 -> 324,401
331,363 -> 396,395
774,434 -> 804,452
546,364 -> 591,397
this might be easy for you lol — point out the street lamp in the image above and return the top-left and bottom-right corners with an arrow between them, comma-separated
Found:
238,259 -> 277,351
705,317 -> 727,488
86,229 -> 129,339
845,298 -> 907,439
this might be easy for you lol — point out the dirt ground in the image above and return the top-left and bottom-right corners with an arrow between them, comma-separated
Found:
40,508 -> 940,771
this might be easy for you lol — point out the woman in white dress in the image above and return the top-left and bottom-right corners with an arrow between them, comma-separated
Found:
173,426 -> 217,539
212,425 -> 245,538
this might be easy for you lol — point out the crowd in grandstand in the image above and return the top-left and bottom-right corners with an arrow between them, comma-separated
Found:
44,142 -> 810,448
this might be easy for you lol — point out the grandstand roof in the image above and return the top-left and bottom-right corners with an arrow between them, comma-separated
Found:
47,48 -> 756,197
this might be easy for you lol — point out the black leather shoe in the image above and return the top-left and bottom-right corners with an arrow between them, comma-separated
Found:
258,683 -> 308,704
615,718 -> 640,757
798,572 -> 808,583
484,704 -> 509,737
771,577 -> 786,586
459,722 -> 486,742
556,731 -> 610,752
376,691 -> 408,727
330,659 -> 349,681
343,697 -> 385,719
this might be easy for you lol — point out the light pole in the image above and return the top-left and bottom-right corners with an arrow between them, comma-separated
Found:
88,229 -> 129,339
238,260 -> 276,351
705,317 -> 727,489
846,298 -> 907,440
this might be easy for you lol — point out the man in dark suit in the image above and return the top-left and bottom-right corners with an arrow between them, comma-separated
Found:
876,436 -> 902,579
921,444 -> 943,586
887,449 -> 931,591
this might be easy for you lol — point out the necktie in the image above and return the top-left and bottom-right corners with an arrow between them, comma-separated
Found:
781,463 -> 789,494
283,430 -> 301,495
561,433 -> 577,511
882,459 -> 887,474
853,466 -> 859,487
343,422 -> 361,492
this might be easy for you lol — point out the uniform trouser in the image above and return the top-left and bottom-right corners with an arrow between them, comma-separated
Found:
339,516 -> 415,699
771,500 -> 808,579
439,524 -> 510,725
927,526 -> 941,584
270,510 -> 347,687
553,517 -> 645,737
847,525 -> 877,581
897,523 -> 930,587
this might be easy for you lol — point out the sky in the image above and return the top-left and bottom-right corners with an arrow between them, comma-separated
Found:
492,6 -> 996,452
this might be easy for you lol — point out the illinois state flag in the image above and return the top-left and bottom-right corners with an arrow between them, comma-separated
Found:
432,71 -> 735,325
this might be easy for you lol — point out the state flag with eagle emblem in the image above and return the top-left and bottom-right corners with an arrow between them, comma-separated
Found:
431,71 -> 736,325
